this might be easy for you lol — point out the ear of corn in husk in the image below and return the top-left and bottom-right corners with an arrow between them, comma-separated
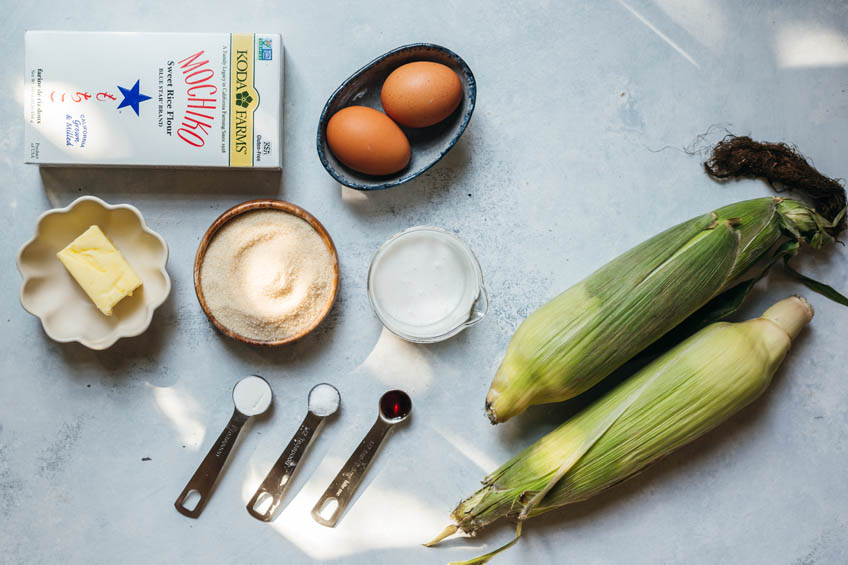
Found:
431,296 -> 814,563
486,197 -> 845,424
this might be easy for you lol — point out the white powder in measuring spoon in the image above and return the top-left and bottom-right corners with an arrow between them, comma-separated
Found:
233,375 -> 273,416
308,383 -> 340,417
200,210 -> 335,341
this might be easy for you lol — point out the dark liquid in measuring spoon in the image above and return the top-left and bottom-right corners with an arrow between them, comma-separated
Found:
380,390 -> 411,421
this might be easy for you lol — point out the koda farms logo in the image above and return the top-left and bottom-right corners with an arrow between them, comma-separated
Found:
232,48 -> 258,157
235,91 -> 253,108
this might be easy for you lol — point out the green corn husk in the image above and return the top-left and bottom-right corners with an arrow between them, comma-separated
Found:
431,296 -> 814,564
486,196 -> 846,424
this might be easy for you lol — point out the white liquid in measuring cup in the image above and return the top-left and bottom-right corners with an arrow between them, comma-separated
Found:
369,228 -> 480,340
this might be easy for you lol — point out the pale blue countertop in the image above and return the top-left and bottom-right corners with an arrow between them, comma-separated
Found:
2,2 -> 847,564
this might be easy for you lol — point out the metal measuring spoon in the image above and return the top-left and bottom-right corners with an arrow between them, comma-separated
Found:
311,389 -> 411,527
247,383 -> 341,522
174,375 -> 273,518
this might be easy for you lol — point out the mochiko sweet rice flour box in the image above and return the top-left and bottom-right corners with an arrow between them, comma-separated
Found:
25,31 -> 283,168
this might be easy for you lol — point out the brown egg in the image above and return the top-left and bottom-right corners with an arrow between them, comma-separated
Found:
326,106 -> 411,175
381,62 -> 463,128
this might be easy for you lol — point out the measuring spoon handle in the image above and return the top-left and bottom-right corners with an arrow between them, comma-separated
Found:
175,409 -> 248,518
311,417 -> 392,527
247,411 -> 324,521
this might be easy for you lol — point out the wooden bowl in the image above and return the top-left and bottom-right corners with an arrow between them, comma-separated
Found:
193,199 -> 340,346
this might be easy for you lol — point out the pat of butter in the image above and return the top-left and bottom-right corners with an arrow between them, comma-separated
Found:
56,225 -> 143,316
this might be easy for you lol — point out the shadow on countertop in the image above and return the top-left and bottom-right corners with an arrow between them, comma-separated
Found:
48,285 -> 179,387
338,131 -> 474,217
39,166 -> 283,200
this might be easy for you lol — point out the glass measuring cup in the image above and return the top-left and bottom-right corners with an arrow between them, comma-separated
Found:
367,227 -> 488,343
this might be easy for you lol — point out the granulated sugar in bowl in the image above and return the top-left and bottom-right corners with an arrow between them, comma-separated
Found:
195,201 -> 339,345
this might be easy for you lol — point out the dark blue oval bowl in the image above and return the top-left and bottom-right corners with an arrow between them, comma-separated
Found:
317,43 -> 476,191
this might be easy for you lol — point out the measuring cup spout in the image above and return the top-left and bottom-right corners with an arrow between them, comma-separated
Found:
465,285 -> 489,327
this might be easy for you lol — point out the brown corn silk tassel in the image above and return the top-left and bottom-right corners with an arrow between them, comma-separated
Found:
705,135 -> 846,235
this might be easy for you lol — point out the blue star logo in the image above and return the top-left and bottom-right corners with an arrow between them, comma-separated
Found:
116,80 -> 152,116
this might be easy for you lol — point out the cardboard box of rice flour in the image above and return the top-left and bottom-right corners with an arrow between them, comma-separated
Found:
24,31 -> 283,168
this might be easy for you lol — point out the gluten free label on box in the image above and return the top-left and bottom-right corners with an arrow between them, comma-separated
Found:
25,31 -> 283,168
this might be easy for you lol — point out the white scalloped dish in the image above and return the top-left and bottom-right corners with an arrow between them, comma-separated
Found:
17,196 -> 171,350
